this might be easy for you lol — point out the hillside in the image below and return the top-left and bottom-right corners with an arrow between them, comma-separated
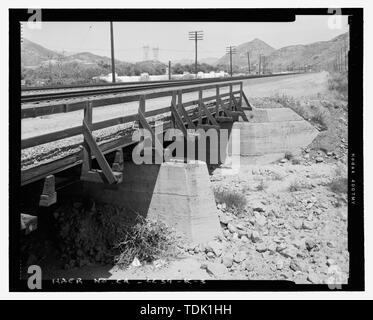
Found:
215,38 -> 275,67
215,32 -> 349,72
265,33 -> 349,72
21,38 -> 64,67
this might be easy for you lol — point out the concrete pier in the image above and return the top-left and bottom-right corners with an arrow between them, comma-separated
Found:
83,159 -> 222,244
229,107 -> 319,165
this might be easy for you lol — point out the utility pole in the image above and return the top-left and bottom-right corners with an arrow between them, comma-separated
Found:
168,60 -> 171,80
110,21 -> 116,83
247,51 -> 251,74
188,31 -> 204,77
226,46 -> 237,77
258,54 -> 262,75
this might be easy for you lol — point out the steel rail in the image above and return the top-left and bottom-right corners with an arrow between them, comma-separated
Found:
21,73 -> 301,103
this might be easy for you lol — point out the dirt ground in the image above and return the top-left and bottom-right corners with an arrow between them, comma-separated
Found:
22,71 -> 348,285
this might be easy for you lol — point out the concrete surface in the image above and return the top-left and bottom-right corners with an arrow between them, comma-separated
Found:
83,159 -> 222,244
230,108 -> 319,165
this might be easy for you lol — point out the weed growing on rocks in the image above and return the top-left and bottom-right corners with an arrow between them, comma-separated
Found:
115,216 -> 176,268
328,72 -> 348,101
256,179 -> 268,191
284,151 -> 294,161
214,188 -> 247,211
328,177 -> 348,195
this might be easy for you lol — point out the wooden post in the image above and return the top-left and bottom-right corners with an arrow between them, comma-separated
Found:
229,84 -> 233,110
171,92 -> 176,128
81,101 -> 93,174
170,91 -> 188,136
178,90 -> 195,129
239,82 -> 243,107
139,95 -> 146,129
215,85 -> 220,116
198,89 -> 203,125
81,100 -> 122,184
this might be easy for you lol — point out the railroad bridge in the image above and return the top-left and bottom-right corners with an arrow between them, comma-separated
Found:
20,77 -> 318,243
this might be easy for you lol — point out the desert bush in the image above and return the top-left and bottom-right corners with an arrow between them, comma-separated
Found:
256,179 -> 268,191
115,216 -> 176,268
328,72 -> 348,101
288,180 -> 304,192
214,188 -> 247,210
53,201 -> 175,269
310,108 -> 328,130
291,158 -> 301,165
284,151 -> 294,161
328,177 -> 348,194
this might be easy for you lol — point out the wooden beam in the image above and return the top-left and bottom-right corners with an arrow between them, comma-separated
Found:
170,92 -> 188,136
22,80 -> 244,119
21,104 -> 220,186
82,120 -> 121,184
242,91 -> 253,110
198,89 -> 203,125
231,94 -> 249,121
178,90 -> 196,129
200,102 -> 219,126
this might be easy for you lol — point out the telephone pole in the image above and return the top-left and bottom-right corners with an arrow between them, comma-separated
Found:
110,21 -> 116,83
258,54 -> 262,75
247,51 -> 251,74
226,46 -> 237,77
188,31 -> 204,77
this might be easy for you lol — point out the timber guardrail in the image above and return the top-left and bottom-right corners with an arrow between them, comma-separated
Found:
21,80 -> 252,186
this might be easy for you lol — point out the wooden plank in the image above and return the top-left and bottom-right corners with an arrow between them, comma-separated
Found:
22,80 -> 244,119
198,90 -> 203,125
82,119 -> 118,184
231,94 -> 249,121
200,102 -> 219,126
170,93 -> 188,136
21,106 -> 219,186
178,102 -> 195,129
242,91 -> 253,110
21,91 -> 238,149
81,102 -> 93,175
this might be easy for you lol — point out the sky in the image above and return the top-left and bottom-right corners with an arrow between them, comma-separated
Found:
22,16 -> 349,63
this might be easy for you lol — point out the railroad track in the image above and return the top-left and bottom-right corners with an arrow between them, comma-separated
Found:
21,73 -> 300,103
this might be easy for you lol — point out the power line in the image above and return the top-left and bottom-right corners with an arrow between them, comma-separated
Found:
226,46 -> 237,77
188,31 -> 204,76
110,21 -> 116,83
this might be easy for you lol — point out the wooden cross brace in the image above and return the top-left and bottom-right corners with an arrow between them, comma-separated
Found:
230,93 -> 249,122
80,102 -> 122,184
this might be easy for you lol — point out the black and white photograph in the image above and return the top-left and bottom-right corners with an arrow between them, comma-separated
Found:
4,3 -> 369,301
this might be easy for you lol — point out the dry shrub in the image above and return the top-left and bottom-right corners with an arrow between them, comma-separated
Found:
214,188 -> 247,211
256,179 -> 268,191
328,177 -> 348,194
53,201 -> 175,269
284,151 -> 294,161
115,216 -> 176,268
328,72 -> 348,101
289,180 -> 302,192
